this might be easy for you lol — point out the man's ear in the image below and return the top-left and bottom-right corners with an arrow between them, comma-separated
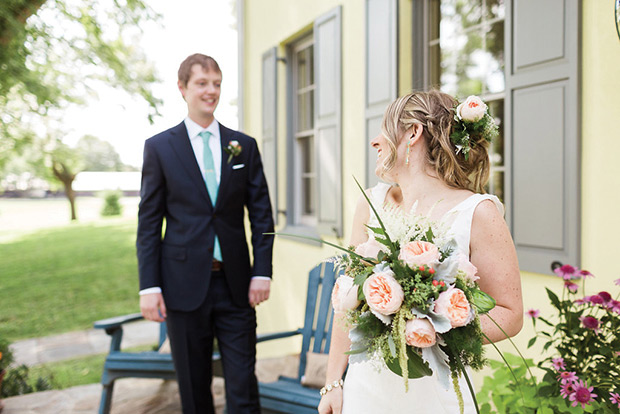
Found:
177,80 -> 186,99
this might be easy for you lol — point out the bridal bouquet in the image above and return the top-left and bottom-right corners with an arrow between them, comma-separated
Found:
330,184 -> 496,409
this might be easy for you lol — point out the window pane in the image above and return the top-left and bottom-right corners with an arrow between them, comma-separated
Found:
455,0 -> 483,29
487,99 -> 504,166
485,0 -> 505,20
485,20 -> 504,93
429,0 -> 441,41
297,91 -> 311,132
297,48 -> 310,89
490,170 -> 504,204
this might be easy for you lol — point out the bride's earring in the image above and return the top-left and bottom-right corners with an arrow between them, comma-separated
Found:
406,144 -> 410,165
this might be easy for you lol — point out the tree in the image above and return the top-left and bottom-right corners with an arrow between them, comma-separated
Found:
0,0 -> 161,170
76,135 -> 125,172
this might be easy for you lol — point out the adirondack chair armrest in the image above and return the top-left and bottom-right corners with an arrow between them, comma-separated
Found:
94,312 -> 144,330
94,313 -> 144,352
257,328 -> 302,343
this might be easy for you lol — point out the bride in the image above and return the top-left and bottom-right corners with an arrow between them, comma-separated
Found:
318,90 -> 523,414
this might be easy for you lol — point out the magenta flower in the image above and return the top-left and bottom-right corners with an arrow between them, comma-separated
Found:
577,269 -> 594,278
615,278 -> 620,286
555,264 -> 578,280
612,300 -> 620,314
598,291 -> 612,303
611,392 -> 620,408
551,357 -> 565,371
526,308 -> 540,318
560,381 -> 576,399
569,379 -> 597,409
564,281 -> 579,292
557,371 -> 578,384
589,295 -> 604,305
579,316 -> 601,334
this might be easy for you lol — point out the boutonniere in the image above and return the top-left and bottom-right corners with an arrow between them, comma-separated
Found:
224,140 -> 242,163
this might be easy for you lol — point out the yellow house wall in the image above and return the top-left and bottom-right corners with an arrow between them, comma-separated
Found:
242,0 -> 367,358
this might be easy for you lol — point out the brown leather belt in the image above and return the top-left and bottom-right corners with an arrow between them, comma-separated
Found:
211,259 -> 224,271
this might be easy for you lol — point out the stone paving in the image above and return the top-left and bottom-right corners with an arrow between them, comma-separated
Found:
2,320 -> 300,413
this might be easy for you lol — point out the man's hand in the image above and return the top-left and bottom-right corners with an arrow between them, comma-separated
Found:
140,292 -> 167,322
248,279 -> 271,307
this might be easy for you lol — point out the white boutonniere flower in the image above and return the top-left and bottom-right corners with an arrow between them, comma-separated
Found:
224,140 -> 242,163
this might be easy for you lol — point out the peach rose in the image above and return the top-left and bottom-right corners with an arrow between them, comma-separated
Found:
355,238 -> 385,259
399,241 -> 440,268
362,270 -> 404,316
434,287 -> 473,328
458,253 -> 479,284
456,95 -> 487,122
331,275 -> 360,312
405,318 -> 437,348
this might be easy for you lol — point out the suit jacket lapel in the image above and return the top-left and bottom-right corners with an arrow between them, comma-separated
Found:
217,124 -> 233,209
168,122 -> 212,207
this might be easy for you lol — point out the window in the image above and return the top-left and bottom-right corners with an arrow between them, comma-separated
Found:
428,0 -> 506,202
291,36 -> 317,227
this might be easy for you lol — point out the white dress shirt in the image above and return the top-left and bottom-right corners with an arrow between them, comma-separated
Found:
139,118 -> 269,296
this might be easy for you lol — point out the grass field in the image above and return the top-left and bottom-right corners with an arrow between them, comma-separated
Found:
0,196 -> 142,341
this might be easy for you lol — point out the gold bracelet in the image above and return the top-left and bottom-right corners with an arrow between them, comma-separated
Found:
319,379 -> 344,396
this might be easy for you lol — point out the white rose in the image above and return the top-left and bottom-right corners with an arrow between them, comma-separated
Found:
456,95 -> 487,122
229,140 -> 239,147
331,275 -> 360,312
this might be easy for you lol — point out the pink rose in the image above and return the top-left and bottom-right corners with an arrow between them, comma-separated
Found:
434,287 -> 473,328
458,253 -> 479,283
355,238 -> 385,259
398,241 -> 440,268
405,318 -> 436,348
456,95 -> 487,122
362,270 -> 404,315
331,275 -> 360,312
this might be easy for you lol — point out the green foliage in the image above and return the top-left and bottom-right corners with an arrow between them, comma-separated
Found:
1,364 -> 52,398
0,338 -> 15,371
100,190 -> 123,216
0,0 -> 161,171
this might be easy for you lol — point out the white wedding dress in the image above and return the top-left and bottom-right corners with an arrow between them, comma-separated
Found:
341,182 -> 503,414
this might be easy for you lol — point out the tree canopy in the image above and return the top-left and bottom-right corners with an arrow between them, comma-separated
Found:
0,0 -> 162,170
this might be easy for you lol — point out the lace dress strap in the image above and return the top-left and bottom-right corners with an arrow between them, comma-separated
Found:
444,193 -> 504,257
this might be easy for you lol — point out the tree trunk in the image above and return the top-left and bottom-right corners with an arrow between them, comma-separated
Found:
64,182 -> 77,221
52,161 -> 78,221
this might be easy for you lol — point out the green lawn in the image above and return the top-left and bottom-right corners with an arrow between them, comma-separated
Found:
0,214 -> 142,341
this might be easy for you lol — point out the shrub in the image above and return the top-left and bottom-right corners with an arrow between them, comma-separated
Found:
101,190 -> 123,216
0,339 -> 53,398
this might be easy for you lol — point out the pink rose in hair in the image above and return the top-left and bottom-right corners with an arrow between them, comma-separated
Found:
331,275 -> 360,313
405,318 -> 436,348
398,241 -> 440,268
355,238 -> 385,259
363,270 -> 404,316
434,287 -> 473,328
456,95 -> 487,122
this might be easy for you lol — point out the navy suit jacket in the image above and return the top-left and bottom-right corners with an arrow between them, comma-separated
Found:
136,121 -> 274,311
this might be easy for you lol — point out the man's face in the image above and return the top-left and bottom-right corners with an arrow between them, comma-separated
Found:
178,64 -> 221,124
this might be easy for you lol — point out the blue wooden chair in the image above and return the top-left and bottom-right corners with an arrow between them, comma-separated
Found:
257,259 -> 340,413
93,313 -> 222,414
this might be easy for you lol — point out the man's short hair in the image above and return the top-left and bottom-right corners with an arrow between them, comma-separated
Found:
178,54 -> 221,87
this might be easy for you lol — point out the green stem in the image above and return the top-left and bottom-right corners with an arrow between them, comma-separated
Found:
450,349 -> 481,414
264,232 -> 372,263
352,176 -> 396,252
481,332 -> 527,408
484,314 -> 536,381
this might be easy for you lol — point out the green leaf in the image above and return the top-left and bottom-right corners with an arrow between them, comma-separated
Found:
527,337 -> 537,348
471,289 -> 497,313
387,334 -> 397,358
384,346 -> 433,379
546,288 -> 561,309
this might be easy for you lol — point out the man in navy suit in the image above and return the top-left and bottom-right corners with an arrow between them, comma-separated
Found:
136,53 -> 274,414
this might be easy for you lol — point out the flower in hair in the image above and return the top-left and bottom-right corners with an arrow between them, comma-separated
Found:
450,95 -> 498,160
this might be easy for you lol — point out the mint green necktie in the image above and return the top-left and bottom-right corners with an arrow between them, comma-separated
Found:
199,130 -> 222,261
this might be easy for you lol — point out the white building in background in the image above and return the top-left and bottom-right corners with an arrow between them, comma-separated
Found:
72,171 -> 141,195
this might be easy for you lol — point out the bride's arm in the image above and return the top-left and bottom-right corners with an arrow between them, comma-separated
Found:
318,193 -> 370,414
470,199 -> 523,343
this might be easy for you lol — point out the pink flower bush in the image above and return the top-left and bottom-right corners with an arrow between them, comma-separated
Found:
615,278 -> 620,286
526,308 -> 540,318
564,281 -> 578,292
398,240 -> 440,268
569,379 -> 598,409
405,318 -> 436,348
558,371 -> 578,384
355,237 -> 385,259
362,270 -> 404,316
554,264 -> 578,280
551,357 -> 565,371
610,392 -> 620,408
579,316 -> 601,334
560,381 -> 576,399
331,275 -> 360,313
434,287 -> 473,328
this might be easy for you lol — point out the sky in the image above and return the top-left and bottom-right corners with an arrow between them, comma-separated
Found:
61,0 -> 239,168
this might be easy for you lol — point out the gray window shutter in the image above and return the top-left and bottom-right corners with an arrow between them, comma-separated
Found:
314,6 -> 342,237
507,0 -> 580,273
262,47 -> 278,225
365,0 -> 398,187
